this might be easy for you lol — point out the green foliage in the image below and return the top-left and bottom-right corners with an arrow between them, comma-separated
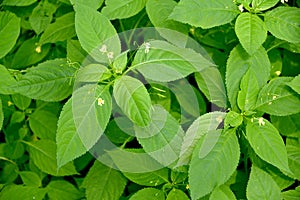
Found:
0,0 -> 299,199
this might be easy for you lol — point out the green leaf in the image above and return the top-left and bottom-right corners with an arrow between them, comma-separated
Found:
56,98 -> 86,168
46,180 -> 83,200
75,6 -> 120,63
287,74 -> 300,95
255,77 -> 300,116
29,0 -> 57,34
210,185 -> 237,200
146,0 -> 189,47
76,64 -> 111,83
10,111 -> 25,124
19,171 -> 42,187
265,7 -> 300,44
0,98 -> 3,130
0,185 -> 46,200
189,129 -> 240,199
113,75 -> 151,127
166,189 -> 189,200
135,105 -> 184,166
195,67 -> 227,108
129,188 -> 165,200
67,39 -> 87,64
28,139 -> 78,176
132,40 -> 214,82
40,12 -> 76,44
169,0 -> 238,29
15,59 -> 76,102
224,111 -> 243,128
29,110 -> 57,140
123,168 -> 169,187
82,161 -> 127,200
237,69 -> 260,111
0,65 -> 17,94
102,0 -> 147,20
177,112 -> 226,166
235,13 -> 267,55
226,45 -> 270,111
112,51 -> 128,74
281,186 -> 300,200
246,118 -> 290,173
11,94 -> 31,110
286,138 -> 300,180
105,117 -> 134,144
246,166 -> 281,200
70,0 -> 104,9
252,0 -> 279,11
0,11 -> 20,59
270,113 -> 300,137
11,38 -> 51,69
2,0 -> 37,6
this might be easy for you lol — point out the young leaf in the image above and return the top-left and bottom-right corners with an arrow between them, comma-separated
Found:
195,67 -> 227,108
11,37 -> 51,69
189,129 -> 240,199
224,111 -> 243,128
132,40 -> 214,82
102,0 -> 147,20
14,59 -> 76,102
177,112 -> 226,166
11,94 -> 31,111
169,0 -> 238,29
72,84 -> 112,152
76,64 -> 111,83
29,0 -> 57,34
210,185 -> 237,200
28,139 -> 78,176
56,98 -> 86,168
40,12 -> 76,44
265,7 -> 300,43
0,11 -> 20,59
237,69 -> 260,111
2,0 -> 37,6
235,13 -> 267,55
46,180 -> 84,200
166,189 -> 189,200
246,118 -> 290,173
146,0 -> 189,47
113,75 -> 151,127
123,168 -> 169,187
29,110 -> 57,140
287,74 -> 300,95
0,98 -> 3,130
82,161 -> 127,200
246,166 -> 281,200
255,77 -> 300,116
19,171 -> 42,187
75,6 -> 120,63
129,188 -> 165,200
0,64 -> 17,95
135,105 -> 184,166
252,0 -> 279,11
0,185 -> 46,200
226,45 -> 270,111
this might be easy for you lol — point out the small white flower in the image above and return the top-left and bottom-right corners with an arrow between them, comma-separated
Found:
258,117 -> 265,126
238,4 -> 244,12
107,51 -> 114,59
144,42 -> 150,54
35,46 -> 42,53
281,0 -> 288,3
99,45 -> 107,53
97,98 -> 105,106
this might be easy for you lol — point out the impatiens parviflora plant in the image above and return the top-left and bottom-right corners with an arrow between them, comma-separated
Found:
0,0 -> 299,199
